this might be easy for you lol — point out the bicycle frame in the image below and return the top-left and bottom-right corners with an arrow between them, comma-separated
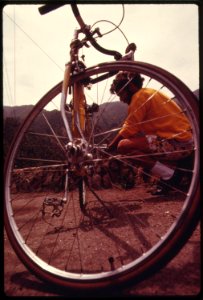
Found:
40,4 -> 136,148
61,65 -> 86,141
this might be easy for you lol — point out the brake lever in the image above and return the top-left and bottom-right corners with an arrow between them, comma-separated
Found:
125,43 -> 137,54
120,43 -> 137,61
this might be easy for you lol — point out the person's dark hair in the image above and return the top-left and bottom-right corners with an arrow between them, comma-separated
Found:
110,72 -> 144,94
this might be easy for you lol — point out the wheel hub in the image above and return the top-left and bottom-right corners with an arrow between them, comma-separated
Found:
65,138 -> 93,165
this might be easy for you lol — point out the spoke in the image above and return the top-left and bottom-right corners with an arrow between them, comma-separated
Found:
25,210 -> 44,244
28,131 -> 68,140
144,77 -> 152,87
42,112 -> 67,154
101,76 -> 109,103
94,127 -> 121,138
47,201 -> 70,265
130,110 -> 188,127
16,157 -> 66,164
87,92 -> 117,146
86,182 -> 113,217
65,193 -> 84,272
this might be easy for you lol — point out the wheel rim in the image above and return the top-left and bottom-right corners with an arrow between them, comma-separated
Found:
4,61 -> 199,288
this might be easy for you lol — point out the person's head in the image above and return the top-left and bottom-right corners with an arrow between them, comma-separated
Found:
110,72 -> 144,104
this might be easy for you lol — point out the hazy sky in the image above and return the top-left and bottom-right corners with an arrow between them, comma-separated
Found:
3,3 -> 199,107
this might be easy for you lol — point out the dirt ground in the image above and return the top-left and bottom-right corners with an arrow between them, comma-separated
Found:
4,187 -> 201,298
3,223 -> 201,297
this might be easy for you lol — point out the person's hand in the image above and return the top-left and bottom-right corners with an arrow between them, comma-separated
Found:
106,143 -> 117,154
107,133 -> 123,153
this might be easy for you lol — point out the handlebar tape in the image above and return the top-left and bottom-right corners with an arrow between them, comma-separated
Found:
38,4 -> 65,15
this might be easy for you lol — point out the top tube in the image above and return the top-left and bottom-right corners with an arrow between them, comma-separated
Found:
38,3 -> 122,60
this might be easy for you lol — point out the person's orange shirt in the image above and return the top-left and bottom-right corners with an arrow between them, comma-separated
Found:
119,88 -> 192,142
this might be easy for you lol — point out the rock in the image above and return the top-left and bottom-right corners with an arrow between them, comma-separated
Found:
91,174 -> 102,190
102,173 -> 112,189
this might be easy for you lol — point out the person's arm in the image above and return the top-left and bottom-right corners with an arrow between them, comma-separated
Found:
108,133 -> 124,152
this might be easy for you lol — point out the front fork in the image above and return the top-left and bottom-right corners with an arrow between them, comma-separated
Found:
61,26 -> 87,142
60,63 -> 73,142
72,82 -> 86,138
42,30 -> 91,214
60,63 -> 86,141
60,55 -> 89,204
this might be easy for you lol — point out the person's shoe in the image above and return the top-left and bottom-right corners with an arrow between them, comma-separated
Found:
151,182 -> 170,195
151,169 -> 181,196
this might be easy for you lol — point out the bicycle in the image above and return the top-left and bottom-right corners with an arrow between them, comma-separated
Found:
4,3 -> 200,291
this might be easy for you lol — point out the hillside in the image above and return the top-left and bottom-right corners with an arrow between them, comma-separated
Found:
3,88 -> 199,123
3,105 -> 34,120
3,89 -> 199,163
3,101 -> 128,139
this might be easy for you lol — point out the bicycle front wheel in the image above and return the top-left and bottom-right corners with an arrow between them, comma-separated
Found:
4,61 -> 199,290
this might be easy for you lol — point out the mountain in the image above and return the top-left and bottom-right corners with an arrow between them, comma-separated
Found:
3,89 -> 199,162
3,105 -> 34,120
3,89 -> 199,123
193,89 -> 199,99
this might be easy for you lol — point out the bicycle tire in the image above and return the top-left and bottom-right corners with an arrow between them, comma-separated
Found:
4,60 -> 199,290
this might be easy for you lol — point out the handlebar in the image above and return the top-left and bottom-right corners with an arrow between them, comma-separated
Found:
38,3 -> 122,60
38,4 -> 65,15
